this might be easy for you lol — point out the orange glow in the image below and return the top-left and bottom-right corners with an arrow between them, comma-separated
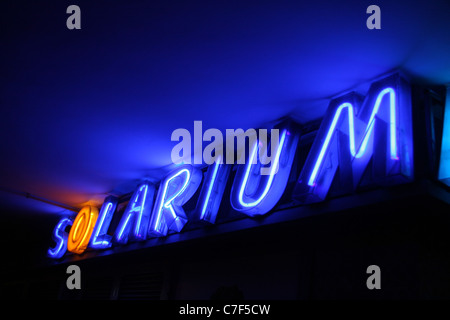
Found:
67,206 -> 99,254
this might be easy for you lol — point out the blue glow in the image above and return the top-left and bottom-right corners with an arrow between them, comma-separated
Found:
438,86 -> 450,186
47,217 -> 73,259
149,165 -> 202,237
230,125 -> 300,216
201,160 -> 220,219
308,88 -> 397,187
294,73 -> 413,204
114,182 -> 155,244
89,195 -> 118,249
195,156 -> 231,223
238,130 -> 287,207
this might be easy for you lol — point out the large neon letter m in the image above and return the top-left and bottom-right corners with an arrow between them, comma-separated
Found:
293,74 -> 413,203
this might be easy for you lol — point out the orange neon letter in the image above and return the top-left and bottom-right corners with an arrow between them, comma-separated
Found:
67,206 -> 99,254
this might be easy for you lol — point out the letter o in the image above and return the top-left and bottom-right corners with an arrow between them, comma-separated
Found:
68,206 -> 99,254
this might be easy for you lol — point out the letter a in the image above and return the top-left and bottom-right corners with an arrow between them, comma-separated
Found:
66,265 -> 81,290
366,5 -> 381,29
366,265 -> 381,289
66,5 -> 81,30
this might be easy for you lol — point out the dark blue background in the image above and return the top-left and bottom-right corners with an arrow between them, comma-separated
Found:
1,0 -> 449,216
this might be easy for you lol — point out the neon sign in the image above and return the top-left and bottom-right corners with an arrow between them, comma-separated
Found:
115,183 -> 155,244
47,217 -> 73,259
149,166 -> 202,236
194,155 -> 231,223
293,74 -> 413,202
67,206 -> 99,254
47,73 -> 415,259
230,127 -> 300,216
90,195 -> 118,249
438,86 -> 450,186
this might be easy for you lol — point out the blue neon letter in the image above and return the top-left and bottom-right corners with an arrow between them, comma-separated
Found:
148,165 -> 202,237
293,74 -> 413,203
438,86 -> 450,186
114,182 -> 155,244
195,156 -> 231,223
230,125 -> 300,216
47,217 -> 73,259
90,195 -> 118,249
307,88 -> 397,187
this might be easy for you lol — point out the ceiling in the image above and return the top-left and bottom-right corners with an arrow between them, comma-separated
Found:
1,0 -> 450,216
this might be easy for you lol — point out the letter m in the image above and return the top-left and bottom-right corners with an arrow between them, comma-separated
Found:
293,74 -> 413,203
